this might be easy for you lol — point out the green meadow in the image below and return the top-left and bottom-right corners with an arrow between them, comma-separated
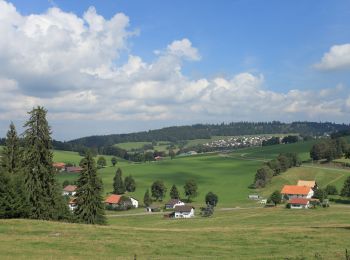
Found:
2,140 -> 350,259
1,207 -> 349,259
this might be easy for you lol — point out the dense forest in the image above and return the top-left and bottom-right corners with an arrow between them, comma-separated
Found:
62,121 -> 349,149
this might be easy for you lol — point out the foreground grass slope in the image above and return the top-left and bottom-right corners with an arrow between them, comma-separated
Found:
1,207 -> 349,259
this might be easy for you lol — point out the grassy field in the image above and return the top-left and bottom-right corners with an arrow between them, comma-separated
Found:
55,140 -> 350,208
230,140 -> 317,161
56,153 -> 262,207
1,207 -> 350,259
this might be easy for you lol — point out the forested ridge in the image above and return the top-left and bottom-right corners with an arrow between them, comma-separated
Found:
63,121 -> 349,149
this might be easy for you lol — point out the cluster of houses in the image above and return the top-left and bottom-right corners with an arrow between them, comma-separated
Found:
281,180 -> 319,209
203,136 -> 273,149
62,185 -> 139,211
54,162 -> 82,173
163,199 -> 195,218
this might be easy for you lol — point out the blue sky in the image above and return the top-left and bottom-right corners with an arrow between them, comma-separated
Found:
1,0 -> 350,140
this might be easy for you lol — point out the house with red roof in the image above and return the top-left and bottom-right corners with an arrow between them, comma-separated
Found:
62,185 -> 77,196
65,166 -> 82,173
53,162 -> 66,172
281,185 -> 314,200
287,198 -> 310,209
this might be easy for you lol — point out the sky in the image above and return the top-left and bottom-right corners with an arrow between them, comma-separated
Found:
0,0 -> 350,140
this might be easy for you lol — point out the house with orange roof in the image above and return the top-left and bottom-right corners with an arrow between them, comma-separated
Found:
297,180 -> 318,190
53,162 -> 66,172
68,198 -> 77,211
105,194 -> 122,207
281,185 -> 314,200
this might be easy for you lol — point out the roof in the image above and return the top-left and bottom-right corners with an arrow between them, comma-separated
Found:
105,194 -> 122,204
288,198 -> 310,205
174,205 -> 194,212
53,162 -> 66,168
63,185 -> 77,192
165,199 -> 182,205
297,180 -> 316,187
281,185 -> 311,195
66,166 -> 82,172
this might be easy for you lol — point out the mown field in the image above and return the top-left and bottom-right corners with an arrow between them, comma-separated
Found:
1,207 -> 350,259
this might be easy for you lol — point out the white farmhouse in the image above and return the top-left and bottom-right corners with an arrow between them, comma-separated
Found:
130,197 -> 139,208
280,185 -> 314,200
174,205 -> 195,218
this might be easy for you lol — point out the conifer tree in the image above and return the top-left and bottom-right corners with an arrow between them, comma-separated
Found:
0,123 -> 30,218
170,184 -> 180,199
22,106 -> 69,220
2,122 -> 21,174
113,168 -> 125,194
74,152 -> 106,225
143,189 -> 152,207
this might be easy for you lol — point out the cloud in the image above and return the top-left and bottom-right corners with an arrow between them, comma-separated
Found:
314,43 -> 350,70
0,0 -> 349,139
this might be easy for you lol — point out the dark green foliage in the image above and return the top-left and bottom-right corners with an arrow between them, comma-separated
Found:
144,152 -> 154,162
277,155 -> 291,172
313,189 -> 327,202
266,159 -> 281,176
184,179 -> 198,202
254,166 -> 273,188
22,107 -> 69,220
341,176 -> 350,197
1,122 -> 21,174
205,192 -> 218,207
143,189 -> 152,207
269,190 -> 282,205
74,153 -> 106,225
151,180 -> 167,201
0,123 -> 30,219
170,184 -> 180,199
262,136 -> 280,146
111,157 -> 117,166
113,168 -> 125,194
97,156 -> 106,168
200,205 -> 214,217
169,149 -> 175,159
124,175 -> 136,192
281,135 -> 299,144
325,185 -> 338,195
310,138 -> 347,161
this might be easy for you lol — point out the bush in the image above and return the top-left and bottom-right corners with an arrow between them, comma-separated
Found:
325,185 -> 338,195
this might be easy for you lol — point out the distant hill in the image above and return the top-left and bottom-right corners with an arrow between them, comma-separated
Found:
63,121 -> 349,149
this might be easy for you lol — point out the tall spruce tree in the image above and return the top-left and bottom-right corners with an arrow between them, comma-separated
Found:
113,168 -> 125,194
0,123 -> 30,218
74,152 -> 106,225
23,106 -> 69,220
2,122 -> 21,174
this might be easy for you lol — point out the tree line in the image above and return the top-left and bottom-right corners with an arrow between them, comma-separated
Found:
50,121 -> 350,153
310,137 -> 349,162
0,107 -> 106,225
253,153 -> 301,188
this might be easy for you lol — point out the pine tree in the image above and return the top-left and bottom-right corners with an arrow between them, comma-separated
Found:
0,123 -> 30,218
170,184 -> 180,199
113,168 -> 125,194
74,152 -> 106,225
143,189 -> 152,207
2,122 -> 21,174
341,176 -> 350,197
22,106 -> 69,220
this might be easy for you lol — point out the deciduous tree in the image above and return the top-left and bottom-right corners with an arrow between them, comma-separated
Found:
184,179 -> 198,202
151,180 -> 167,201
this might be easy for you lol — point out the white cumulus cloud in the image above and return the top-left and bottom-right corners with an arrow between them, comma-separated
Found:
315,43 -> 350,70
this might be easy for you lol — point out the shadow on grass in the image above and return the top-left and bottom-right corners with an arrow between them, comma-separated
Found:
329,198 -> 350,204
311,226 -> 350,230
